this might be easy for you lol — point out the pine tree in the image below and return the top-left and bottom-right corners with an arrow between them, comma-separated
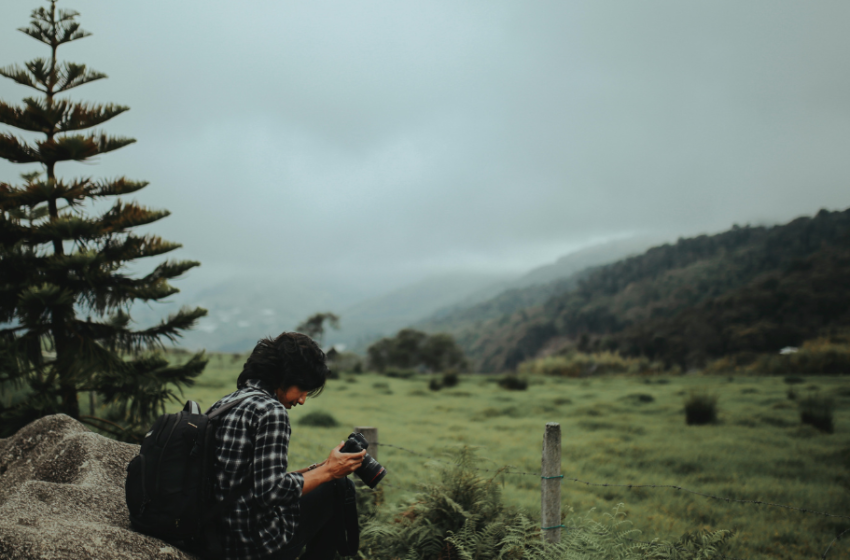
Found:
0,0 -> 208,440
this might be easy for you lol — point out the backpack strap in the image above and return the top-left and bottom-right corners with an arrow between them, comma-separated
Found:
205,391 -> 264,418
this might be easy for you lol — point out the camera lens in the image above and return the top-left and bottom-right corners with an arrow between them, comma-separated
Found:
341,432 -> 387,489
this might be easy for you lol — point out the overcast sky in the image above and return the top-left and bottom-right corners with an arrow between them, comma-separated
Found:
2,0 -> 850,300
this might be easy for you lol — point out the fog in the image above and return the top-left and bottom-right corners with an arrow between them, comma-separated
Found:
2,0 -> 850,315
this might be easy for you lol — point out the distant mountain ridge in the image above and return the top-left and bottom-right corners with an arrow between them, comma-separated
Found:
421,209 -> 850,372
416,236 -> 662,355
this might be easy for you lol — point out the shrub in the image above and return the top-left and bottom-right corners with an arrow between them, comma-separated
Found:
684,392 -> 718,425
798,393 -> 834,433
622,393 -> 654,404
751,338 -> 850,375
297,411 -> 340,427
518,351 -> 665,377
498,375 -> 528,391
328,350 -> 365,375
385,368 -> 416,379
442,371 -> 459,388
429,378 -> 442,391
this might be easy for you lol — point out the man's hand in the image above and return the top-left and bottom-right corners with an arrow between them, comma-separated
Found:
326,441 -> 366,479
300,442 -> 367,495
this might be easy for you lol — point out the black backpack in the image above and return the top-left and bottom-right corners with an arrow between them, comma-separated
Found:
125,394 -> 257,558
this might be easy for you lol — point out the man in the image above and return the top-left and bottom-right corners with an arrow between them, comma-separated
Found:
207,332 -> 366,560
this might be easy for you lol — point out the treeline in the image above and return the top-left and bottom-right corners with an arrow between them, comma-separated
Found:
367,329 -> 467,373
438,208 -> 850,371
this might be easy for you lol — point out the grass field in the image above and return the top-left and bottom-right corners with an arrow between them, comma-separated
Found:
168,353 -> 850,559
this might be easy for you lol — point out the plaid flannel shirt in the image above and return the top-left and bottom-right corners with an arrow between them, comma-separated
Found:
208,380 -> 305,560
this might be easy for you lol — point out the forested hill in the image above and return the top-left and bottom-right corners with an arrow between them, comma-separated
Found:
426,208 -> 850,372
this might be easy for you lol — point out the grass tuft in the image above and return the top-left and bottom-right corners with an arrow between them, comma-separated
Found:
798,393 -> 834,433
498,375 -> 528,391
297,411 -> 340,428
442,371 -> 459,388
684,392 -> 718,425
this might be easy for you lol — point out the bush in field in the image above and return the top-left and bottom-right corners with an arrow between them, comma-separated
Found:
360,448 -> 734,560
498,375 -> 528,391
428,378 -> 442,391
297,411 -> 340,427
684,392 -> 718,425
385,368 -> 416,379
518,352 -> 665,378
798,393 -> 834,433
442,371 -> 459,388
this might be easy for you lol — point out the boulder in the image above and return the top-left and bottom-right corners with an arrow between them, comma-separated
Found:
0,414 -> 194,560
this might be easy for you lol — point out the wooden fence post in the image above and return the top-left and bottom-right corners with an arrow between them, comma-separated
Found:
541,422 -> 562,543
354,426 -> 378,459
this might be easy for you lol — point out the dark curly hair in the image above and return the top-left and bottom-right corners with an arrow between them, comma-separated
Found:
236,332 -> 328,396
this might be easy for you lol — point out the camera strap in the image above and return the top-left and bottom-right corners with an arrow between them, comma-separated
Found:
335,478 -> 360,556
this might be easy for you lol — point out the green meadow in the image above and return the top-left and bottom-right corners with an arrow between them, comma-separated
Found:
168,353 -> 849,560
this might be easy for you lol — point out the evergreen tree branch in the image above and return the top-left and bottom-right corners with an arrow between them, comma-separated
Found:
0,177 -> 149,211
69,307 -> 207,353
4,202 -> 170,246
94,351 -> 207,431
79,415 -> 141,442
100,201 -> 170,231
86,177 -> 148,198
99,234 -> 181,261
0,133 -> 42,163
0,63 -> 48,93
18,5 -> 91,47
133,307 -> 208,345
37,133 -> 136,162
0,133 -> 136,166
16,283 -> 75,328
56,63 -> 106,92
143,259 -> 199,282
0,99 -> 129,134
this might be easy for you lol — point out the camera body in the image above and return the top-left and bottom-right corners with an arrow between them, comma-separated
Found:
340,432 -> 386,488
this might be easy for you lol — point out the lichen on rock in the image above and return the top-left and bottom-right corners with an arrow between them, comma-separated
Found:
0,414 -> 196,560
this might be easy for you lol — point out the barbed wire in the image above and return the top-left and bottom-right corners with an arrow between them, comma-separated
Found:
295,440 -> 847,558
379,440 -> 850,522
821,528 -> 850,560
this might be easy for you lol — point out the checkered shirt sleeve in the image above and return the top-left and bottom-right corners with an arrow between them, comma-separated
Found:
211,382 -> 305,560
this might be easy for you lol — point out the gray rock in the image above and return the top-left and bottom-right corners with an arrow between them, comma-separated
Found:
0,414 -> 195,560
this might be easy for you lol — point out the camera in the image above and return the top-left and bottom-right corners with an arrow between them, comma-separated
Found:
340,432 -> 386,488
